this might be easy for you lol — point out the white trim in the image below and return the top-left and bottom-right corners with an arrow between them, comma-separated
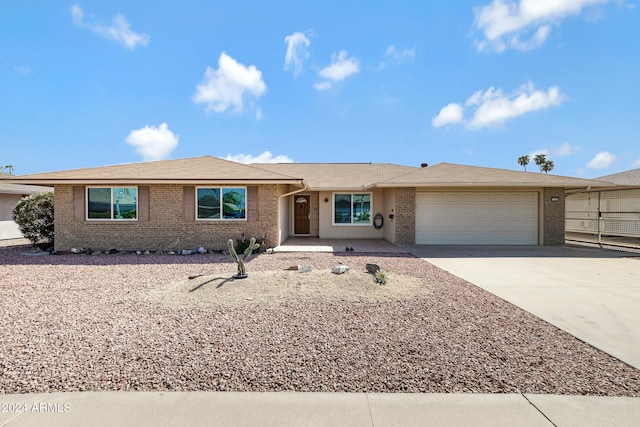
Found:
86,186 -> 138,221
332,192 -> 373,226
195,186 -> 248,222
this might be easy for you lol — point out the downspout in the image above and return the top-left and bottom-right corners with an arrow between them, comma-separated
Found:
276,181 -> 308,246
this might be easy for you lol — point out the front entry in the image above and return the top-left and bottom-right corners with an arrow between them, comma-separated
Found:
294,195 -> 310,234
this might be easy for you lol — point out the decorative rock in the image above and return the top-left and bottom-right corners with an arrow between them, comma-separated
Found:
197,246 -> 207,254
298,264 -> 312,273
332,265 -> 349,274
366,264 -> 381,275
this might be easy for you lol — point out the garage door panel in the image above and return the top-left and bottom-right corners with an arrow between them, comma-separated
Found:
416,192 -> 538,245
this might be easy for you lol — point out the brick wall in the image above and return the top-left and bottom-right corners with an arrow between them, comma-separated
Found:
54,184 -> 279,252
394,187 -> 416,245
543,187 -> 565,246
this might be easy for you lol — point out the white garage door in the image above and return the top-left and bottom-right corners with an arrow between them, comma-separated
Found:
416,192 -> 538,245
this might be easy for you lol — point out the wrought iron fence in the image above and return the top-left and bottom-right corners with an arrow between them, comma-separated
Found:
566,189 -> 640,253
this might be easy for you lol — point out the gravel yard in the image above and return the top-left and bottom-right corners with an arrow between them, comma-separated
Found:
1,243 -> 639,396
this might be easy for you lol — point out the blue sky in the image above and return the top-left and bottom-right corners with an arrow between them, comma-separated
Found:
1,1 -> 638,177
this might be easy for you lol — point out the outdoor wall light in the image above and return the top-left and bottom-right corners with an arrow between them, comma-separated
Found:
324,197 -> 329,203
551,196 -> 559,202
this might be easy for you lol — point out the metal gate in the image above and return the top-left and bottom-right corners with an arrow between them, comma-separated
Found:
566,189 -> 640,252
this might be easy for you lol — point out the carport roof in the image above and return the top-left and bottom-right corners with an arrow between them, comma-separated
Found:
377,163 -> 615,189
597,168 -> 640,186
0,172 -> 52,195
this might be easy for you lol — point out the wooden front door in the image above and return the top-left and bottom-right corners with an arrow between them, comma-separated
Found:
294,195 -> 310,234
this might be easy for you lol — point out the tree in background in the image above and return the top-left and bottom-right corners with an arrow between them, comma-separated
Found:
12,192 -> 55,249
2,165 -> 14,174
517,155 -> 530,172
541,160 -> 554,174
534,154 -> 547,172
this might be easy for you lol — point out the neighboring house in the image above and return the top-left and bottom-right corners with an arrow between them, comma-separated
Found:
566,168 -> 640,251
5,156 -> 612,251
0,172 -> 52,240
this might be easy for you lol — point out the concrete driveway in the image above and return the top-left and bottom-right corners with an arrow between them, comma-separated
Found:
407,245 -> 640,370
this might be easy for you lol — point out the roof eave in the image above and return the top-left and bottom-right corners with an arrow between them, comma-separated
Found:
4,178 -> 304,186
374,182 -> 614,188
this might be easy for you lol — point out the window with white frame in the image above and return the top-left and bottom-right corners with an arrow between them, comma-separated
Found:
333,193 -> 371,225
87,187 -> 138,220
197,187 -> 246,220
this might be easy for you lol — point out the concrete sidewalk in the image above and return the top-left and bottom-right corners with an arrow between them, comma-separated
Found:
407,245 -> 640,370
1,392 -> 639,426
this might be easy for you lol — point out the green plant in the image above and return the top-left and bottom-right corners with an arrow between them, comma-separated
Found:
12,192 -> 54,249
235,238 -> 260,255
374,269 -> 389,285
228,237 -> 260,278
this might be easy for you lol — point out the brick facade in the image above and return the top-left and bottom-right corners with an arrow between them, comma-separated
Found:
394,187 -> 416,245
54,184 -> 279,252
543,187 -> 565,246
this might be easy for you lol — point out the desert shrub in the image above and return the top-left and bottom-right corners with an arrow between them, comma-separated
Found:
235,237 -> 260,255
12,192 -> 54,249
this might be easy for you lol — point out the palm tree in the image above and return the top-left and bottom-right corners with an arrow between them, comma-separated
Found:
2,165 -> 14,174
534,154 -> 547,173
541,160 -> 554,174
517,155 -> 530,172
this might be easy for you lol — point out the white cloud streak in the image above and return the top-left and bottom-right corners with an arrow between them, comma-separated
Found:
553,142 -> 580,156
70,4 -> 149,50
193,52 -> 267,114
315,50 -> 360,90
432,103 -> 465,128
378,45 -> 416,69
587,151 -> 616,169
473,0 -> 610,52
225,151 -> 293,164
125,123 -> 179,161
284,31 -> 311,77
433,81 -> 564,130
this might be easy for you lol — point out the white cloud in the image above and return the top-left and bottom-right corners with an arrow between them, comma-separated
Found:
315,50 -> 360,90
378,45 -> 416,69
553,142 -> 580,156
14,65 -> 31,75
284,31 -> 311,76
193,52 -> 267,114
473,0 -> 610,52
632,158 -> 640,167
432,103 -> 464,128
587,151 -> 616,169
70,4 -> 149,50
313,81 -> 332,91
125,123 -> 179,161
433,81 -> 564,130
225,151 -> 293,164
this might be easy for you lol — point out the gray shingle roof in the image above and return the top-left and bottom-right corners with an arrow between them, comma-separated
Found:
253,163 -> 419,190
378,163 -> 614,189
0,172 -> 52,195
4,156 -> 303,185
597,168 -> 640,186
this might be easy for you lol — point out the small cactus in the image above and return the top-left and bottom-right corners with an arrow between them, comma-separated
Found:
374,269 -> 389,285
228,237 -> 260,278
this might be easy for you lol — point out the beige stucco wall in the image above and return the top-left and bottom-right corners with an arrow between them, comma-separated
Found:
317,189 -> 385,239
54,184 -> 279,252
0,194 -> 22,220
